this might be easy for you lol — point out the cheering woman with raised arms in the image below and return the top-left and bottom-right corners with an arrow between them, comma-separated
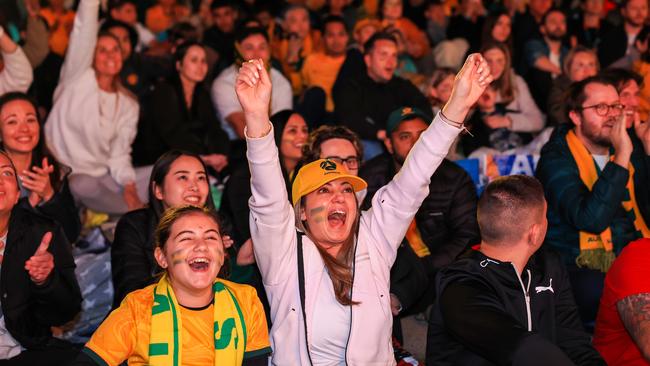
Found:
236,53 -> 492,364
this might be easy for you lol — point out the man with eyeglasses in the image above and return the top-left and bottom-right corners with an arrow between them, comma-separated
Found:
536,75 -> 650,329
360,106 -> 479,334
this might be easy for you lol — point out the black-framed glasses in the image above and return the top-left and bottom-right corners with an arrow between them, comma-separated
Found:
325,156 -> 360,169
580,103 -> 624,116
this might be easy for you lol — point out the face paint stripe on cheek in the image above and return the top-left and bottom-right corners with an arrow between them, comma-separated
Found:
171,248 -> 188,266
310,206 -> 327,223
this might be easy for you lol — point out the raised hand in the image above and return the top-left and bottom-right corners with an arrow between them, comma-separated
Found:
25,232 -> 54,285
443,54 -> 494,123
235,59 -> 272,137
21,157 -> 55,207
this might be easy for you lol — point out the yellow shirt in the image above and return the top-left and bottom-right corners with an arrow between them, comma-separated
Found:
84,281 -> 270,366
301,53 -> 346,112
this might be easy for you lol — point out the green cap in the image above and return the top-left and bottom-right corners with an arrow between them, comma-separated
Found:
386,107 -> 430,135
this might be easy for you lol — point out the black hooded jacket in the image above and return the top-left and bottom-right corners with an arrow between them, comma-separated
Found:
426,247 -> 605,366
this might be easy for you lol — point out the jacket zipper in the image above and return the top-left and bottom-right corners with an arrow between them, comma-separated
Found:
512,264 -> 532,331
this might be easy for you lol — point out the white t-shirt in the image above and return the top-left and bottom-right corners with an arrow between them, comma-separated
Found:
211,64 -> 293,140
0,232 -> 22,360
593,154 -> 609,171
310,272 -> 350,365
549,51 -> 561,79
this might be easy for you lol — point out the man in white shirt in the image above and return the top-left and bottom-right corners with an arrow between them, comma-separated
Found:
211,26 -> 292,141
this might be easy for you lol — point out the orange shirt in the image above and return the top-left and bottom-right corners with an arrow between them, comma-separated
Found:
301,53 -> 346,111
84,281 -> 270,366
39,8 -> 76,56
382,18 -> 430,59
145,4 -> 190,34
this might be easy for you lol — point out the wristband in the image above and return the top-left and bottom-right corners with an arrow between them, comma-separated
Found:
440,110 -> 474,137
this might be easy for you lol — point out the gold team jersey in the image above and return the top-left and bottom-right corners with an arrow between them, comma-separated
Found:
83,280 -> 271,366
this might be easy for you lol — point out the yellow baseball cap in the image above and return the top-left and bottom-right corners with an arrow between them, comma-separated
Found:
292,159 -> 368,206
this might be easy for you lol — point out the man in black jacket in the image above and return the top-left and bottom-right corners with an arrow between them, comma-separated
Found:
333,32 -> 430,160
426,175 -> 605,366
360,106 -> 480,316
598,0 -> 649,68
0,152 -> 82,365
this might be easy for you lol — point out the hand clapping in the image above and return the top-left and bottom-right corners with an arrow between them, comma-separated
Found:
21,157 -> 55,207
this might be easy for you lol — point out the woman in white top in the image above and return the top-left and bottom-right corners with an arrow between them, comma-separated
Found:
0,25 -> 33,94
480,42 -> 545,133
44,0 -> 150,214
235,55 -> 492,365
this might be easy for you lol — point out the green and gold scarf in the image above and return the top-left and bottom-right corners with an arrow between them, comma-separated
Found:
566,130 -> 650,272
148,275 -> 247,365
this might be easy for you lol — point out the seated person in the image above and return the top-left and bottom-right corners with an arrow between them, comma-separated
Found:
0,150 -> 82,365
0,92 -> 80,243
133,41 -> 230,171
535,75 -> 650,326
362,106 -> 479,316
45,0 -> 150,215
299,15 -> 350,125
108,0 -> 155,51
271,4 -> 322,96
203,0 -> 240,74
463,84 -> 534,155
0,25 -> 33,94
593,238 -> 650,366
380,0 -> 431,60
101,19 -> 172,100
112,150 -> 222,307
521,8 -> 569,110
333,32 -> 430,160
76,206 -> 271,366
145,0 -> 190,36
212,26 -> 292,165
597,0 -> 649,69
601,68 -> 644,127
426,175 -> 605,365
221,110 -> 308,265
547,46 -> 599,126
39,0 -> 75,57
446,0 -> 486,52
481,42 -> 545,138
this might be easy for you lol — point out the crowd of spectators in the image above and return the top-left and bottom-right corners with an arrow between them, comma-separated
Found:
0,0 -> 649,364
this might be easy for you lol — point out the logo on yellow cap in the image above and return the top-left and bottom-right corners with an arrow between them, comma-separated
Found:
320,160 -> 337,171
401,107 -> 413,116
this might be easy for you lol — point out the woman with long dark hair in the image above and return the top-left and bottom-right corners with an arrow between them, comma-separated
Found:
111,150 -> 219,307
133,41 -> 230,171
462,42 -> 544,155
0,92 -> 80,242
235,54 -> 492,364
